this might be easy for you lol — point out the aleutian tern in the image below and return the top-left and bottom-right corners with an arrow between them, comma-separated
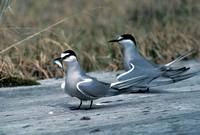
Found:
109,33 -> 197,90
53,50 -> 147,109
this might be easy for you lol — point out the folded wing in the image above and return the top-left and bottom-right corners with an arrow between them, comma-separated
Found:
76,78 -> 109,99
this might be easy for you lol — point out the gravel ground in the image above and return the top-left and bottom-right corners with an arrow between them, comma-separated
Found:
1,60 -> 200,135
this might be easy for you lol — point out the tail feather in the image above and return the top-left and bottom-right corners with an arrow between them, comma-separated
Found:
160,49 -> 194,77
150,71 -> 199,87
171,71 -> 198,81
162,67 -> 190,78
110,76 -> 148,90
165,49 -> 195,67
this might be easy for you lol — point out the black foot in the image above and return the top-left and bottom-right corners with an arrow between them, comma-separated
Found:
78,100 -> 83,109
69,106 -> 81,110
69,100 -> 82,110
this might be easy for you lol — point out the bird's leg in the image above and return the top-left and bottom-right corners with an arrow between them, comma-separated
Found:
77,100 -> 82,109
69,100 -> 82,110
89,100 -> 93,109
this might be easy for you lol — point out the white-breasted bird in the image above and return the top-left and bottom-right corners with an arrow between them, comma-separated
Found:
109,33 -> 197,90
53,50 -> 147,109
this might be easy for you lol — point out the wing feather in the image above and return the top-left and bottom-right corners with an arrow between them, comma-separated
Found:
76,78 -> 109,99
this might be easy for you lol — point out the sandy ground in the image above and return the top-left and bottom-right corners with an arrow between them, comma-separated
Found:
1,60 -> 200,135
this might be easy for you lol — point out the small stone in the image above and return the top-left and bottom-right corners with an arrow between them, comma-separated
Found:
80,116 -> 91,120
67,118 -> 73,121
116,99 -> 123,102
22,125 -> 31,128
48,111 -> 54,115
90,128 -> 101,133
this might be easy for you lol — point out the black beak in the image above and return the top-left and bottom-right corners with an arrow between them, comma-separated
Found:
108,39 -> 119,43
53,57 -> 64,71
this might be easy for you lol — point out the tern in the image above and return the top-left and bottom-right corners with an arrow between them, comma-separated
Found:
109,33 -> 197,90
53,50 -> 147,109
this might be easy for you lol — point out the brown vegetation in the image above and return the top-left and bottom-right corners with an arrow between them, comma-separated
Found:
0,0 -> 200,86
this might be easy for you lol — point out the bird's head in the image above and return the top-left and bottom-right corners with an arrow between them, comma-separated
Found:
109,33 -> 137,47
53,50 -> 77,70
60,50 -> 77,62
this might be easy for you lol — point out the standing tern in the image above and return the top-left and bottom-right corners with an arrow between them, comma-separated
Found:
53,50 -> 147,109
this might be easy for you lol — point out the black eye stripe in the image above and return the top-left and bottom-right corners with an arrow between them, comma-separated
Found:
121,34 -> 136,44
62,50 -> 77,59
63,50 -> 69,54
63,54 -> 70,59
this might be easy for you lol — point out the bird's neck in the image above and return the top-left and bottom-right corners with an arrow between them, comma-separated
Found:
122,43 -> 140,70
64,59 -> 85,76
123,43 -> 139,58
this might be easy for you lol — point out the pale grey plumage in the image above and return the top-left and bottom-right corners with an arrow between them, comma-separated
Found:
63,57 -> 108,101
53,51 -> 112,109
109,34 -> 197,89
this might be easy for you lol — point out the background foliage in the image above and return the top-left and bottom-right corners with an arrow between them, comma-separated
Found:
0,0 -> 200,82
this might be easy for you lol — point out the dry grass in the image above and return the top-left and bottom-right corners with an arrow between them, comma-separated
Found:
0,0 -> 200,85
0,56 -> 39,87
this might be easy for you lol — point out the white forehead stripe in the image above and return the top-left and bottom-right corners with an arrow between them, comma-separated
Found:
119,39 -> 134,45
63,55 -> 76,62
61,53 -> 69,58
117,36 -> 123,40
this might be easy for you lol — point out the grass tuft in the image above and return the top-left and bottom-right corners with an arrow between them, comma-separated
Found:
0,57 -> 39,87
0,76 -> 40,87
0,0 -> 200,85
